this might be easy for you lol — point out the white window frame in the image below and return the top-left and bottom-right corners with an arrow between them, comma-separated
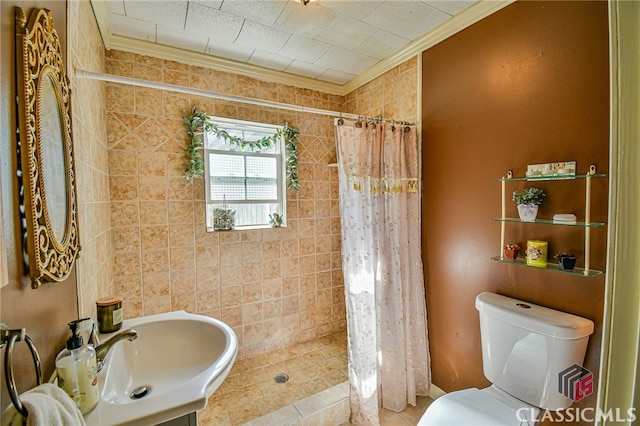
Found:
204,116 -> 287,231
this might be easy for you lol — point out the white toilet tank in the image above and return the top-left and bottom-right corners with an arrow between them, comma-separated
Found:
475,292 -> 594,411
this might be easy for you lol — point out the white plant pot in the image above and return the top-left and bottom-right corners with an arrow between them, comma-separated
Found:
213,208 -> 235,231
517,204 -> 539,222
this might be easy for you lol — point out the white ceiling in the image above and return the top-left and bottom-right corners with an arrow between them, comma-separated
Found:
92,0 -> 481,90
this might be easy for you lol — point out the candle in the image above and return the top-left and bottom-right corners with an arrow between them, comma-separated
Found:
526,240 -> 548,268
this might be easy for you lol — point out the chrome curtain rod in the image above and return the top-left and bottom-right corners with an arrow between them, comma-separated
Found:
75,69 -> 408,125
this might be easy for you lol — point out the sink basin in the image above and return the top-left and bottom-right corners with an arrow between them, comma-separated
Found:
84,310 -> 237,425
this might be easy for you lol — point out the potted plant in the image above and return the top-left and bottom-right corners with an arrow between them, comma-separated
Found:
554,253 -> 577,270
512,187 -> 546,221
503,243 -> 520,261
212,196 -> 235,231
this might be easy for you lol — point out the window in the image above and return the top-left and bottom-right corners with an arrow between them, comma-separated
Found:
204,117 -> 286,230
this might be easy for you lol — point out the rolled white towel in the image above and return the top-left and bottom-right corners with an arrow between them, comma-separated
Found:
1,383 -> 86,426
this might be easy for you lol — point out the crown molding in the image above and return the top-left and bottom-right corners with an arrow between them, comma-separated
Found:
90,0 -> 344,94
106,34 -> 347,95
90,0 -> 110,50
90,0 -> 514,97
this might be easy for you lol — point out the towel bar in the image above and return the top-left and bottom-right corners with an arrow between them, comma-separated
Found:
1,326 -> 42,417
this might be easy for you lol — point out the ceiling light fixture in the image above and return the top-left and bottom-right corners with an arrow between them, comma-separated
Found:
294,0 -> 316,5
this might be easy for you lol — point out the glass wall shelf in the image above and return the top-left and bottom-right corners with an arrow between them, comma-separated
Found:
493,173 -> 606,182
493,165 -> 606,278
492,218 -> 606,228
491,257 -> 603,277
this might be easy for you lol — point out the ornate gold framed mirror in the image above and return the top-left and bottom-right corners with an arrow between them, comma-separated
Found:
15,8 -> 80,289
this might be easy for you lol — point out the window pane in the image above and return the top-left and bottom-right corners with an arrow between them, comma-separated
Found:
246,178 -> 277,200
209,153 -> 244,177
206,129 -> 242,150
242,131 -> 277,153
204,117 -> 285,229
246,156 -> 277,178
210,177 -> 245,201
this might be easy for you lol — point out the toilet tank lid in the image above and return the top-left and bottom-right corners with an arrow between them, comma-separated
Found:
475,292 -> 594,339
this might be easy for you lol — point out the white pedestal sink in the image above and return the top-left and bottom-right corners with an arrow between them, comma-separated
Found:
84,310 -> 237,426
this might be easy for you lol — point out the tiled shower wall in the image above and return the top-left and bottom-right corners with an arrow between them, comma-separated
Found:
68,0 -> 113,318
345,57 -> 418,122
105,50 -> 346,358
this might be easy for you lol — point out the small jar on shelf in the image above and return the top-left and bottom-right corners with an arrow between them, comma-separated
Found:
503,244 -> 520,261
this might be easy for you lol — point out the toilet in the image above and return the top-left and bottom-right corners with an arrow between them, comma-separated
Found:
418,292 -> 594,425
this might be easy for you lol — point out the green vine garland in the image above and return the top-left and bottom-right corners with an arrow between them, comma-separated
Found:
183,106 -> 299,190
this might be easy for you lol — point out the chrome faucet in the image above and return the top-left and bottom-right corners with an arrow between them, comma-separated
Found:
94,329 -> 138,371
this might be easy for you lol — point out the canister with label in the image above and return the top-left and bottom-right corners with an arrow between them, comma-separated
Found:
526,240 -> 548,268
96,296 -> 123,333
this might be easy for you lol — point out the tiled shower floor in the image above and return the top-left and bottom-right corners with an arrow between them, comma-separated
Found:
198,331 -> 348,425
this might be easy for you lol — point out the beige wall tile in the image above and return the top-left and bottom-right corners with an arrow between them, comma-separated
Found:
196,245 -> 220,268
140,225 -> 168,250
263,299 -> 282,319
196,267 -> 220,290
139,176 -> 167,200
261,240 -> 281,259
141,249 -> 169,273
170,224 -> 195,247
300,274 -> 316,293
168,177 -> 194,200
221,306 -> 243,328
107,85 -> 135,114
220,243 -> 242,266
221,285 -> 242,308
111,226 -> 140,252
103,50 -> 423,359
140,201 -> 168,225
168,201 -> 194,224
242,262 -> 263,283
138,152 -> 167,176
113,252 -> 141,277
172,293 -> 196,312
135,88 -> 164,116
142,271 -> 170,296
197,289 -> 221,312
144,295 -> 171,315
243,302 -> 263,324
170,247 -> 196,270
283,276 -> 300,296
109,150 -> 138,175
171,269 -> 196,293
110,176 -> 139,200
220,264 -> 243,287
263,278 -> 282,300
262,260 -> 281,280
242,282 -> 263,304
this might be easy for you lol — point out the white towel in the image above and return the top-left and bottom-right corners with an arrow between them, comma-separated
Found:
1,383 -> 86,426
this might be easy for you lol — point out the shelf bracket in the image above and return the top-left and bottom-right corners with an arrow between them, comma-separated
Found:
584,172 -> 592,275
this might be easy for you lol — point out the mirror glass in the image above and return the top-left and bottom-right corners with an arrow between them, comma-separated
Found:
39,74 -> 68,242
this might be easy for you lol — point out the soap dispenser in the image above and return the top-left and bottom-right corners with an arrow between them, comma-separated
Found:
56,319 -> 99,414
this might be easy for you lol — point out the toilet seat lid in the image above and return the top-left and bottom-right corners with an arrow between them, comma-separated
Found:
418,387 -> 539,426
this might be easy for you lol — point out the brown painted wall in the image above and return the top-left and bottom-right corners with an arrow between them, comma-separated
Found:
0,1 -> 77,408
1,0 -> 108,411
421,0 -> 609,415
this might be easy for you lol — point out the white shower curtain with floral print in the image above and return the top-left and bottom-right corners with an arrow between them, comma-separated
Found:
335,119 -> 431,425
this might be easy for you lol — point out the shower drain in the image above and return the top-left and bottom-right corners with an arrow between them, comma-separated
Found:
274,373 -> 289,384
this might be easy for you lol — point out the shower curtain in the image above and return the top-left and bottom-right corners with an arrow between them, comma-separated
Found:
335,119 -> 431,425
